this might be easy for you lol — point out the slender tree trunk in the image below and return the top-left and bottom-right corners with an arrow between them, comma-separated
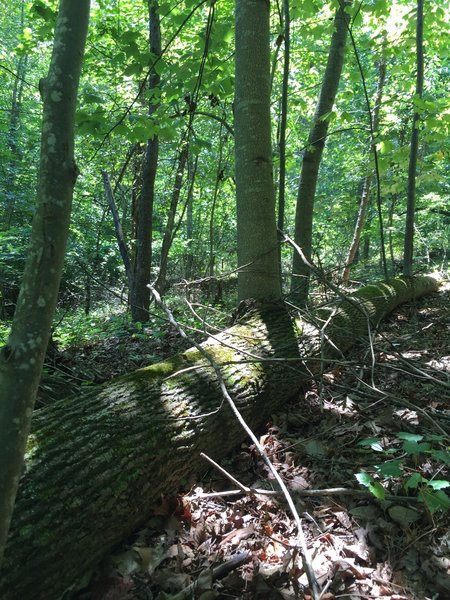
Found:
0,0 -> 90,565
0,275 -> 439,600
277,0 -> 290,280
235,0 -> 281,301
102,170 -> 132,286
342,58 -> 386,284
291,1 -> 350,305
387,192 -> 400,272
155,144 -> 189,293
185,154 -> 198,280
130,0 -> 161,321
208,127 -> 226,281
403,0 -> 424,276
362,235 -> 370,260
2,1 -> 27,229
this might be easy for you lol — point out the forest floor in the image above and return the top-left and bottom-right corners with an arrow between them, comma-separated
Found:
46,280 -> 450,600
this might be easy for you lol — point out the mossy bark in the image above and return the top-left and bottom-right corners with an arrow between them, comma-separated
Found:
0,0 -> 90,565
0,276 -> 439,600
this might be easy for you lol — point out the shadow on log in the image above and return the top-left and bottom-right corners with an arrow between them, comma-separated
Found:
0,276 -> 439,599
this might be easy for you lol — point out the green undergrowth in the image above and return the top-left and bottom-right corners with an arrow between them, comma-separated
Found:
356,432 -> 450,514
0,321 -> 9,346
51,291 -> 233,350
52,305 -> 138,348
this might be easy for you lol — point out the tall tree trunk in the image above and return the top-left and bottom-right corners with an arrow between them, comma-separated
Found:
342,58 -> 386,285
208,127 -> 226,280
0,0 -> 90,565
0,275 -> 439,600
130,0 -> 161,321
235,0 -> 281,301
2,0 -> 27,229
277,0 -> 290,279
155,144 -> 189,294
403,0 -> 424,276
102,170 -> 132,286
291,1 -> 350,305
185,154 -> 198,280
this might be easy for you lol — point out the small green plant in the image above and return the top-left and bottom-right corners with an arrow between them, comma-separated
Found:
0,322 -> 11,345
355,432 -> 450,513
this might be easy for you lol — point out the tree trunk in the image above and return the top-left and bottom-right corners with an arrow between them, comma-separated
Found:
235,0 -> 280,301
403,0 -> 424,276
102,170 -> 132,286
277,0 -> 290,271
130,0 -> 161,321
2,0 -> 27,229
0,275 -> 439,600
291,1 -> 350,305
342,58 -> 386,285
155,144 -> 188,294
0,0 -> 90,565
185,154 -> 198,280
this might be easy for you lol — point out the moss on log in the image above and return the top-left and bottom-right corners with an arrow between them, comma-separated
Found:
0,276 -> 439,600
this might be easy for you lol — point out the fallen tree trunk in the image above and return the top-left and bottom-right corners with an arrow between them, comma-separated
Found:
0,276 -> 439,599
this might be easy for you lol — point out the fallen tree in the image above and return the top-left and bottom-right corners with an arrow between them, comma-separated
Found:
0,276 -> 439,600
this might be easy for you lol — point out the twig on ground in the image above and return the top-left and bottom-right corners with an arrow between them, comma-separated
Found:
200,452 -> 250,493
166,551 -> 250,600
187,486 -> 420,503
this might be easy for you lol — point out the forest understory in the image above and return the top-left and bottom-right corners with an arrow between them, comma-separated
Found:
38,280 -> 450,600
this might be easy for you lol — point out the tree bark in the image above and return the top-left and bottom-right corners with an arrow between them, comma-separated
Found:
277,0 -> 290,244
291,1 -> 350,305
130,0 -> 161,321
184,153 -> 198,280
403,0 -> 424,276
0,275 -> 439,600
0,0 -> 90,565
235,0 -> 281,301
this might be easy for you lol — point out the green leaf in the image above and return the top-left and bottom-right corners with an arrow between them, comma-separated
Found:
122,41 -> 140,60
192,138 -> 213,153
369,482 -> 386,499
419,489 -> 450,513
351,9 -> 363,29
120,30 -> 139,44
375,461 -> 403,478
378,140 -> 393,154
130,121 -> 157,142
355,472 -> 385,499
158,125 -> 177,141
219,76 -> 234,97
355,472 -> 373,487
318,111 -> 336,123
357,437 -> 384,452
402,441 -> 431,455
123,62 -> 143,77
425,434 -> 445,442
397,432 -> 423,442
430,450 -> 450,465
404,473 -> 425,490
427,480 -> 450,491
301,0 -> 318,18
31,0 -> 57,23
